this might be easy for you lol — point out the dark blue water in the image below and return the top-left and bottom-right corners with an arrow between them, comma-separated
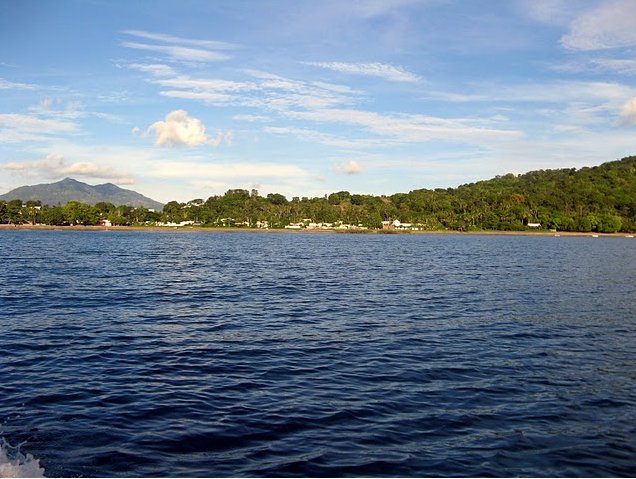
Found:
1,230 -> 635,477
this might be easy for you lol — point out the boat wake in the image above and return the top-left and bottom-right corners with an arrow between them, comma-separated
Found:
0,438 -> 45,478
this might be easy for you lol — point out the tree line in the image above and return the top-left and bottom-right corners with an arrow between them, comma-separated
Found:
2,156 -> 635,233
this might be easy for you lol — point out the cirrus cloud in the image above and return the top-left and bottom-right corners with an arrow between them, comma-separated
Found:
0,113 -> 78,143
0,78 -> 38,90
121,30 -> 237,63
128,63 -> 177,77
304,61 -> 421,83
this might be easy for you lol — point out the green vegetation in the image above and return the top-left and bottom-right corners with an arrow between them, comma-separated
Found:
0,177 -> 164,211
2,156 -> 636,233
0,199 -> 162,227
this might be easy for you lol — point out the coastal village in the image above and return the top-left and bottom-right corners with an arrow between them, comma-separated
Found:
155,218 -> 447,231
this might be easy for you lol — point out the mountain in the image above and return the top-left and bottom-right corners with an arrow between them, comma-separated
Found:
0,178 -> 164,210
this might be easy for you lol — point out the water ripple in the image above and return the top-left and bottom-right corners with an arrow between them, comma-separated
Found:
1,231 -> 635,477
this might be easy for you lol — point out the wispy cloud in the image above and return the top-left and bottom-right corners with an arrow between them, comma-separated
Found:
591,58 -> 636,75
153,76 -> 258,92
491,80 -> 634,105
0,113 -> 77,143
121,42 -> 229,62
122,30 -> 237,50
0,113 -> 76,133
232,114 -> 272,122
26,98 -> 122,123
264,125 -> 393,149
133,60 -> 519,149
146,110 -> 232,147
304,61 -> 421,82
2,153 -> 135,184
561,0 -> 636,50
152,75 -> 258,104
121,30 -> 238,62
283,108 -> 523,144
129,63 -> 177,77
0,78 -> 38,90
150,69 -> 357,110
159,90 -> 235,103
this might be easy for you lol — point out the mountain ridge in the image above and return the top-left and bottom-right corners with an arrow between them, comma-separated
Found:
0,177 -> 164,210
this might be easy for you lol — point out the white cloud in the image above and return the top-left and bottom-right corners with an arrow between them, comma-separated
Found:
264,125 -> 392,149
334,160 -> 362,174
449,79 -> 636,130
147,110 -> 232,147
305,61 -> 421,82
150,70 -> 356,110
129,63 -> 177,77
24,99 -> 123,124
561,0 -> 636,50
121,41 -> 229,62
159,90 -> 234,103
232,114 -> 272,122
122,30 -> 237,50
154,76 -> 257,92
283,108 -> 523,144
2,153 -> 135,184
0,78 -> 38,90
491,80 -> 633,104
0,113 -> 78,143
62,162 -> 135,184
553,58 -> 636,75
310,81 -> 360,94
153,75 -> 257,104
0,113 -> 76,133
2,153 -> 66,176
618,96 -> 636,125
121,30 -> 237,62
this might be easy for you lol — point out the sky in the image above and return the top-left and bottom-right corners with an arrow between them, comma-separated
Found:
1,0 -> 636,203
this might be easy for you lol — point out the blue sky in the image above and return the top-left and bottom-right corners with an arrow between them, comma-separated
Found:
1,0 -> 635,203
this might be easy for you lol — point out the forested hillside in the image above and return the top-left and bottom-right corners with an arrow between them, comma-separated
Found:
2,156 -> 635,232
0,177 -> 164,210
159,156 -> 636,232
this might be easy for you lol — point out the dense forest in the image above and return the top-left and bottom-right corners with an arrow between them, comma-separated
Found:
2,156 -> 636,233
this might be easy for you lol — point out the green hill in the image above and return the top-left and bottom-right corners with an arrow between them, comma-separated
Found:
160,155 -> 636,233
0,178 -> 164,211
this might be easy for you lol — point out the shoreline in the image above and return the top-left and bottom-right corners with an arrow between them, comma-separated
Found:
0,224 -> 633,237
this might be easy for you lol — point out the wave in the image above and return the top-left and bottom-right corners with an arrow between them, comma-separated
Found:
0,438 -> 45,478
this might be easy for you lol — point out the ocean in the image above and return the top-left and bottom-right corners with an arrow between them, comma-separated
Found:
1,230 -> 635,477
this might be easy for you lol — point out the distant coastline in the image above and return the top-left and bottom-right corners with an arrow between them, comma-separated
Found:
2,156 -> 636,234
2,223 -> 633,237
